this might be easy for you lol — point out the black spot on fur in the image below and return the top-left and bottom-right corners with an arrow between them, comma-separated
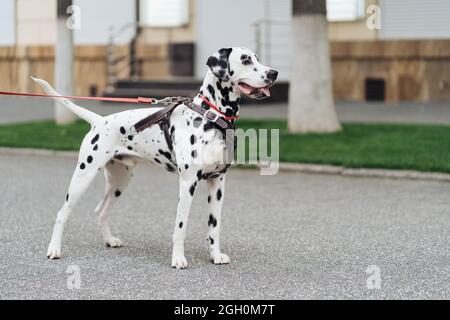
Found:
217,189 -> 222,201
209,237 -> 214,245
91,134 -> 99,144
127,146 -> 133,151
190,135 -> 196,145
80,162 -> 85,170
191,150 -> 197,158
208,214 -> 217,227
159,149 -> 172,161
120,127 -> 126,134
179,222 -> 183,228
197,170 -> 203,179
189,183 -> 196,196
165,163 -> 176,173
87,155 -> 93,163
207,195 -> 211,203
203,122 -> 215,132
154,158 -> 161,164
115,190 -> 121,197
127,135 -> 133,141
185,164 -> 189,170
66,193 -> 69,201
93,144 -> 98,151
206,56 -> 219,68
207,84 -> 216,101
193,117 -> 203,128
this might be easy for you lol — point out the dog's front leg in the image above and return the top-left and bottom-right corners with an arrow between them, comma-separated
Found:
171,176 -> 197,269
207,174 -> 230,265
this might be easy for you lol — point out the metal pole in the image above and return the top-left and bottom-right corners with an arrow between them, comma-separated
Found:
55,0 -> 76,124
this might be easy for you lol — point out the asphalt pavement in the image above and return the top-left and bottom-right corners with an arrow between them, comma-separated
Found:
0,153 -> 448,299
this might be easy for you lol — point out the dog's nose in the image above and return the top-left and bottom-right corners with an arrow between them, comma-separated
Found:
267,69 -> 278,81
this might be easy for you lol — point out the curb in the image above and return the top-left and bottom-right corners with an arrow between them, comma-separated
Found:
1,146 -> 450,182
0,147 -> 78,158
278,162 -> 450,182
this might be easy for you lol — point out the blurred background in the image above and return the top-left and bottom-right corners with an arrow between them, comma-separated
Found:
1,1 -> 450,300
0,0 -> 449,104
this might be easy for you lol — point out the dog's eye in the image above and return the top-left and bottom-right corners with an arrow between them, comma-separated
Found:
240,54 -> 252,65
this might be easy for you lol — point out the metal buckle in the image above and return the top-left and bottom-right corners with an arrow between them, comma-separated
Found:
204,110 -> 219,122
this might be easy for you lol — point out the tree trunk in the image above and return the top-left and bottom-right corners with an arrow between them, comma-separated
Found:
55,0 -> 77,124
288,0 -> 341,133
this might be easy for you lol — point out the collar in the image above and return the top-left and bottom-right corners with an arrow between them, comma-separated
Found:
199,95 -> 239,121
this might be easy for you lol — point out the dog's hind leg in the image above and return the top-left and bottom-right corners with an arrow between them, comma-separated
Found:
95,161 -> 133,248
206,174 -> 229,265
47,134 -> 109,259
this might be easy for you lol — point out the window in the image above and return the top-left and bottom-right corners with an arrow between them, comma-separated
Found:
140,0 -> 189,27
327,0 -> 365,21
365,78 -> 385,101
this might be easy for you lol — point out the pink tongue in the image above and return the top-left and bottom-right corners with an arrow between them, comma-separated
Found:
262,87 -> 271,97
238,84 -> 253,95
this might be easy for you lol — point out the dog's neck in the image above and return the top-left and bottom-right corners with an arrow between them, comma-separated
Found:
193,70 -> 241,118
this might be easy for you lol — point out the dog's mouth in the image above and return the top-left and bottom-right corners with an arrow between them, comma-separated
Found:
238,82 -> 272,99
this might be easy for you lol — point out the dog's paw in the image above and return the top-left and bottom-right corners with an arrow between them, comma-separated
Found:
105,237 -> 123,248
47,243 -> 61,260
212,253 -> 230,265
171,255 -> 188,269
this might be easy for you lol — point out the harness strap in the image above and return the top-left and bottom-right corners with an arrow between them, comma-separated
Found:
134,102 -> 181,133
132,97 -> 236,178
187,101 -> 234,130
133,97 -> 234,133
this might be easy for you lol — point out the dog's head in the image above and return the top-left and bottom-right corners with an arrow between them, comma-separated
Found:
206,47 -> 278,99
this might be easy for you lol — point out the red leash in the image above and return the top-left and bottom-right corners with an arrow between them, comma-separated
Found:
0,90 -> 239,120
0,90 -> 157,104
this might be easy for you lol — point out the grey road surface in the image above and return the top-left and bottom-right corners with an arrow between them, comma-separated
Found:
0,153 -> 449,299
2,96 -> 450,124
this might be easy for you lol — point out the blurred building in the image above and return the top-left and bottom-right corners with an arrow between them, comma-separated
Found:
0,0 -> 449,102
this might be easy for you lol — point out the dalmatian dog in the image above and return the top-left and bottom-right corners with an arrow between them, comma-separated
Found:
33,47 -> 278,269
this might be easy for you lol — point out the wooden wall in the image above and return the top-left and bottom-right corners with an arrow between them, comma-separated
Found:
1,40 -> 450,102
330,40 -> 450,102
0,44 -> 168,96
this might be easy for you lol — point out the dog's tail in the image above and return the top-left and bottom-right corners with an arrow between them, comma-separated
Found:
31,77 -> 102,125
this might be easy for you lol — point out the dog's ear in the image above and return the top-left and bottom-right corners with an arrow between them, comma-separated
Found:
206,48 -> 233,82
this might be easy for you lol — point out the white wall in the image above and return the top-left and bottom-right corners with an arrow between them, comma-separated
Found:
0,0 -> 16,45
16,0 -> 56,45
74,0 -> 136,45
14,0 -> 135,45
195,0 -> 291,79
379,0 -> 450,39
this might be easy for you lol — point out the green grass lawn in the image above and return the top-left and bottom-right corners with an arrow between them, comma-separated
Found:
0,119 -> 449,173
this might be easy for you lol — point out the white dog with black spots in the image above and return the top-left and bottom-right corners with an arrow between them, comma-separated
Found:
34,47 -> 278,269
